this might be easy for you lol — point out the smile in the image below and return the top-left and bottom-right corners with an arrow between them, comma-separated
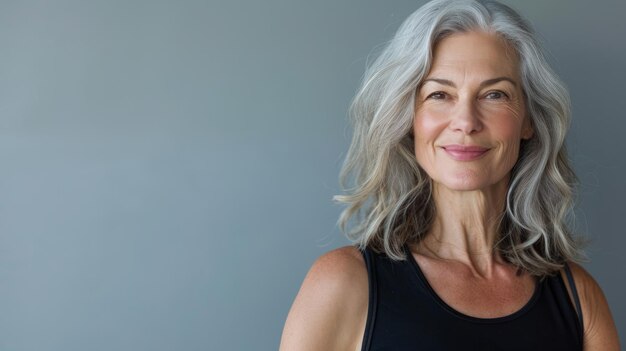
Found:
441,145 -> 490,161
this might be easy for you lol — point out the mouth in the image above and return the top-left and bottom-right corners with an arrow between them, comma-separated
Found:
441,144 -> 490,161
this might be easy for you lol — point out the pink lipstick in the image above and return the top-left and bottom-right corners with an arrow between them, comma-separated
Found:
441,145 -> 490,161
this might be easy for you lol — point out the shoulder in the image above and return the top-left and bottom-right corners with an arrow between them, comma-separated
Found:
279,246 -> 369,351
561,262 -> 620,350
309,246 -> 368,284
292,246 -> 368,305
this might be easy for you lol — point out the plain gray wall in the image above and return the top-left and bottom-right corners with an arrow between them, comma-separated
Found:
0,0 -> 623,350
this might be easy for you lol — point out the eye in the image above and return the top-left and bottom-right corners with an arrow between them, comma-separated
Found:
484,90 -> 509,99
426,91 -> 447,100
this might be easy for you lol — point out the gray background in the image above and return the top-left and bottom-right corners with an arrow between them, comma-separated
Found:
0,0 -> 623,350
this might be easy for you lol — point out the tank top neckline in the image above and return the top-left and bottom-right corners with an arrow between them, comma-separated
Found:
403,244 -> 543,324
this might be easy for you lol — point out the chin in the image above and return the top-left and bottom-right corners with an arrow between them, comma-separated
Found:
433,170 -> 510,193
436,172 -> 494,192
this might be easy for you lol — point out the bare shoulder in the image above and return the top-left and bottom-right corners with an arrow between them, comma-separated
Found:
562,262 -> 621,351
290,245 -> 368,300
307,245 -> 367,280
279,246 -> 369,351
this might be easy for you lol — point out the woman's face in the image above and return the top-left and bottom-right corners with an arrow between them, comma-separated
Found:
413,31 -> 533,192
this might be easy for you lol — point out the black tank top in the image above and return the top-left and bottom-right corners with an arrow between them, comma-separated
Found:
360,245 -> 583,351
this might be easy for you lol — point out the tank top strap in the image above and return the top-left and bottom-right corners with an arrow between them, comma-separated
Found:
563,263 -> 584,333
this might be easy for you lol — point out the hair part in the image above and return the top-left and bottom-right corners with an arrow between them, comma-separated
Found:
334,0 -> 585,276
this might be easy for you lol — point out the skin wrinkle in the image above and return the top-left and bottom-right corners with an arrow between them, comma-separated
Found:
412,31 -> 533,277
421,76 -> 520,90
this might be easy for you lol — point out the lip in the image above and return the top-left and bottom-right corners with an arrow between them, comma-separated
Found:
441,144 -> 490,161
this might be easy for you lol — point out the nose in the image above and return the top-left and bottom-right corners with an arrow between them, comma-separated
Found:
448,98 -> 483,134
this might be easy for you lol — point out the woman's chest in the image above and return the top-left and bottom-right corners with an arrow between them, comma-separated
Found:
414,257 -> 537,319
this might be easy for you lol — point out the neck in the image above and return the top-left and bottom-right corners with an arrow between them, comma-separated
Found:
417,179 -> 509,277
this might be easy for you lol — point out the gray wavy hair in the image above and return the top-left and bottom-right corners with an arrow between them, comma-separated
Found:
334,0 -> 585,276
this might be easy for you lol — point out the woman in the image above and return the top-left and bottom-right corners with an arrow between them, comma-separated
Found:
280,1 -> 620,350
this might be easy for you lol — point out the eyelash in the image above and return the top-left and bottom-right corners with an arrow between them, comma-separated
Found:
424,90 -> 509,100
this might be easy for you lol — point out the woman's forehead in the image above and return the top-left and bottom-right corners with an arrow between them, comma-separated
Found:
429,31 -> 520,79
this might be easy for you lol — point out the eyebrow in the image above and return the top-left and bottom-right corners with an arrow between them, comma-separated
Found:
421,76 -> 518,88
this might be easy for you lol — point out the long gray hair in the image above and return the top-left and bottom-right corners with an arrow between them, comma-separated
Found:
334,0 -> 584,276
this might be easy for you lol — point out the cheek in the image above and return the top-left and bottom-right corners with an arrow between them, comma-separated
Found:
483,104 -> 526,140
490,119 -> 525,167
413,112 -> 446,170
413,111 -> 446,144
494,122 -> 523,141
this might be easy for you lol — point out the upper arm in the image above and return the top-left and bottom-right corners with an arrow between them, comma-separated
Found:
279,246 -> 369,351
565,262 -> 621,351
